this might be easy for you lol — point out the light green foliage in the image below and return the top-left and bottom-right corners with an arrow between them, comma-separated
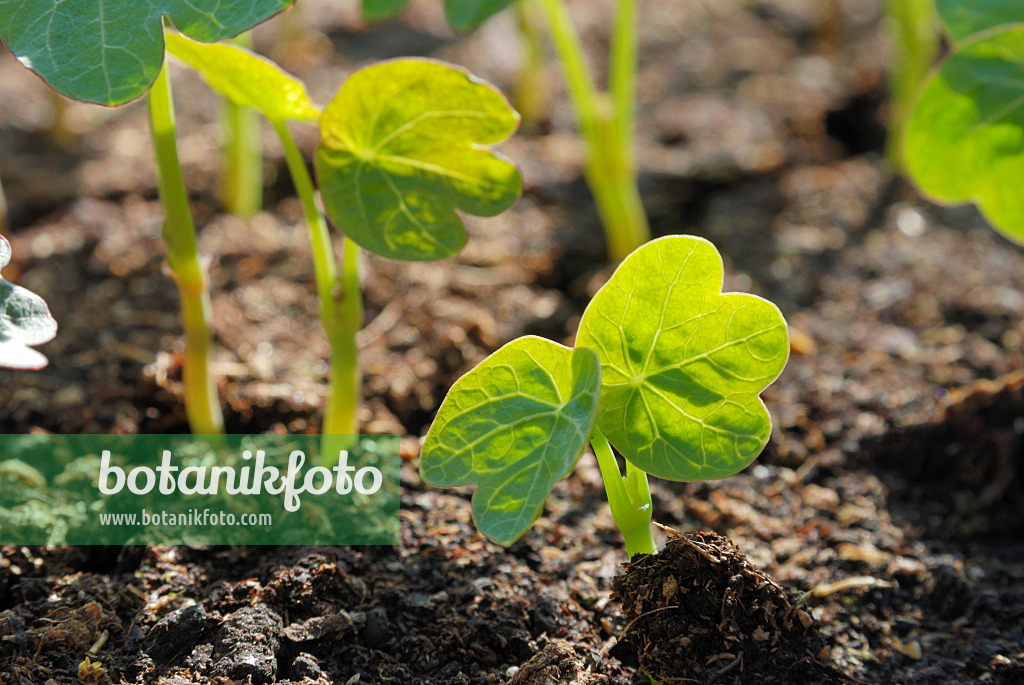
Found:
0,236 -> 57,370
315,59 -> 521,261
935,0 -> 1022,43
165,32 -> 319,123
905,28 -> 1024,243
361,0 -> 516,31
0,0 -> 292,106
421,337 -> 601,545
577,236 -> 789,481
421,237 -> 789,547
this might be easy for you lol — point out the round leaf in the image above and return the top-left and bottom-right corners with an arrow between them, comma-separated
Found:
905,28 -> 1024,243
362,0 -> 411,22
0,0 -> 292,105
935,0 -> 1023,43
0,236 -> 57,370
315,58 -> 521,261
576,236 -> 789,482
446,0 -> 517,31
421,337 -> 600,546
165,32 -> 319,123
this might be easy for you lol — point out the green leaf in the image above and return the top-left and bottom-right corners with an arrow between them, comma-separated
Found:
420,337 -> 600,546
362,0 -> 411,22
164,31 -> 319,123
0,236 -> 57,370
361,0 -> 514,30
315,58 -> 521,261
0,0 -> 292,106
935,0 -> 1023,43
576,236 -> 789,482
445,0 -> 517,31
904,28 -> 1024,243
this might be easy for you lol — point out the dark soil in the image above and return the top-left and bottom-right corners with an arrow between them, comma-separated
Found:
2,0 -> 1024,683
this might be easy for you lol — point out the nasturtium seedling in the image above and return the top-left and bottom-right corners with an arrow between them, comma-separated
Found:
315,59 -> 521,261
362,0 -> 516,31
421,235 -> 789,550
904,27 -> 1024,243
935,0 -> 1020,43
0,0 -> 292,105
0,236 -> 57,370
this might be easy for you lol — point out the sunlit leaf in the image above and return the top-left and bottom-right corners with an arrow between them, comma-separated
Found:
576,236 -> 789,482
0,0 -> 292,105
935,0 -> 1023,43
905,28 -> 1024,243
0,236 -> 57,370
421,337 -> 600,546
316,58 -> 520,261
164,31 -> 319,122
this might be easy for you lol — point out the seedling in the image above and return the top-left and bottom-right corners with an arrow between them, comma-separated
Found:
903,0 -> 1024,243
164,34 -> 521,437
883,0 -> 939,171
362,0 -> 650,261
0,0 -> 294,433
0,235 -> 57,370
420,235 -> 789,556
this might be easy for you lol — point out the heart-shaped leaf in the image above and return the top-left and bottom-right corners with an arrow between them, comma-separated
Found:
421,336 -> 600,546
935,0 -> 1022,43
0,236 -> 57,370
905,28 -> 1024,243
0,0 -> 291,105
164,31 -> 319,123
315,58 -> 521,261
361,0 -> 515,31
576,236 -> 789,482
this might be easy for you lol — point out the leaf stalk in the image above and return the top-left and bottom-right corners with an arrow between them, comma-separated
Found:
590,428 -> 656,558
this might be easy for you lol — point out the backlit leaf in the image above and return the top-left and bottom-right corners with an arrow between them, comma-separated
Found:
421,337 -> 600,546
316,59 -> 520,261
905,28 -> 1024,243
361,0 -> 515,30
0,236 -> 57,370
165,31 -> 319,123
576,236 -> 789,482
0,0 -> 292,105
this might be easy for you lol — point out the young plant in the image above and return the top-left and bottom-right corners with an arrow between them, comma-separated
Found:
420,235 -> 789,556
0,0 -> 294,433
361,0 -> 650,261
883,0 -> 939,171
903,1 -> 1024,243
0,235 -> 57,370
163,34 -> 521,438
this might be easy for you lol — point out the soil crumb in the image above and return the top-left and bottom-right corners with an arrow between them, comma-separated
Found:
613,530 -> 846,684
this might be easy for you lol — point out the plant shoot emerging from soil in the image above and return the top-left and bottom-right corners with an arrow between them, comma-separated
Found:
421,235 -> 789,557
165,35 -> 522,438
904,0 -> 1024,243
0,235 -> 57,370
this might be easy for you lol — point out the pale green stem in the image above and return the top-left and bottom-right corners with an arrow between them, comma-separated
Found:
590,428 -> 656,558
147,60 -> 224,435
884,0 -> 938,172
271,120 -> 363,442
539,0 -> 649,261
219,32 -> 263,217
514,0 -> 548,126
0,175 -> 7,237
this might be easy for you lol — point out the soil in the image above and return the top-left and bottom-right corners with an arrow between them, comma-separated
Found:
2,0 -> 1024,683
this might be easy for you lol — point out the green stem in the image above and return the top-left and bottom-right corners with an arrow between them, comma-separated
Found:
514,0 -> 548,126
539,0 -> 649,262
0,174 -> 7,237
272,120 -> 363,441
147,60 -> 224,435
590,428 -> 656,558
219,32 -> 263,217
884,0 -> 938,172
